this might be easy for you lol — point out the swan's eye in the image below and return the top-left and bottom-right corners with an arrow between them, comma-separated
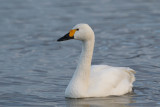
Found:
76,29 -> 79,31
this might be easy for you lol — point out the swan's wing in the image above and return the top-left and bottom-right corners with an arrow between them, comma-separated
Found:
88,65 -> 136,97
91,65 -> 135,83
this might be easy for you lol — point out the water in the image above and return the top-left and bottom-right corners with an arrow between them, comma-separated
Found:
0,0 -> 160,106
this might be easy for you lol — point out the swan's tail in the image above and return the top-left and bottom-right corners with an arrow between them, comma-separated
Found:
125,68 -> 136,83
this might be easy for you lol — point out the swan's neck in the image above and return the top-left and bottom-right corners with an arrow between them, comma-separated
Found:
72,38 -> 94,87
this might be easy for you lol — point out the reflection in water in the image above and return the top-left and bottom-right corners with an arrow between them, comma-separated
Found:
65,95 -> 135,107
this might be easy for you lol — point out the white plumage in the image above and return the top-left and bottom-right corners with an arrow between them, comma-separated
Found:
58,23 -> 136,98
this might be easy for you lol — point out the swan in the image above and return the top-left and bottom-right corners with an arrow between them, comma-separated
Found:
57,23 -> 136,98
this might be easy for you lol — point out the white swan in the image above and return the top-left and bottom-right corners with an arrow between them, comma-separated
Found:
57,23 -> 136,98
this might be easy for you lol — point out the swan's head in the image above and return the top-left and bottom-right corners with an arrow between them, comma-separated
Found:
57,23 -> 94,42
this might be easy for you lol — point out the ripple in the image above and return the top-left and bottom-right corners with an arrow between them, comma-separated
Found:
0,0 -> 160,106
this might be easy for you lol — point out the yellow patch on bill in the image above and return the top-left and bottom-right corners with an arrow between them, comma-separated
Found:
69,29 -> 76,37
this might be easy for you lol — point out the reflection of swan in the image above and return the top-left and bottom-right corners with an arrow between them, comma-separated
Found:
65,95 -> 134,107
57,24 -> 136,98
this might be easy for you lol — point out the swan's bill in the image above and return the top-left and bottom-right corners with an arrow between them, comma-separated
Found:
57,32 -> 74,41
57,29 -> 79,42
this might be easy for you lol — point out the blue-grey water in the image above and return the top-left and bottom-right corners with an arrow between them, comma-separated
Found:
0,0 -> 160,107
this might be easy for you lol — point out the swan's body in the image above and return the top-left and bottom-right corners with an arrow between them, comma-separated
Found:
57,24 -> 136,98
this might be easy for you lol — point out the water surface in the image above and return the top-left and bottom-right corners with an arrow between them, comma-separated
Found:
0,0 -> 160,107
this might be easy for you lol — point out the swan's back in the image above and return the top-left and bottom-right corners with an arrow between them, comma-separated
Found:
88,65 -> 135,97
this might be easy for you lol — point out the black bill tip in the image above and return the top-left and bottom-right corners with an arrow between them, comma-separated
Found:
57,35 -> 66,41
